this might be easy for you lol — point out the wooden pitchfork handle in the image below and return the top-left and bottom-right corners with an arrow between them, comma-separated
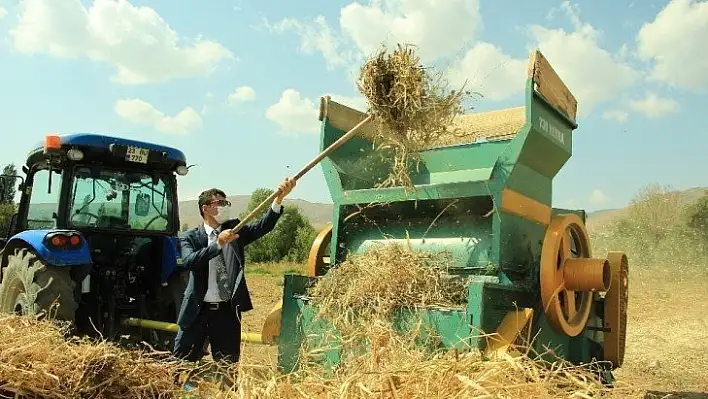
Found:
227,114 -> 373,234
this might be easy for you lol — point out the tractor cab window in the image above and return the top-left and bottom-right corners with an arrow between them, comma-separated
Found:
68,167 -> 174,233
27,168 -> 62,230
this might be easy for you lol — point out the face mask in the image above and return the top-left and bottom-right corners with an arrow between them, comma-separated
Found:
213,206 -> 230,224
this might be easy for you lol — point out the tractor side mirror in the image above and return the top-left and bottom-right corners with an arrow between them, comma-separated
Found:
135,193 -> 150,217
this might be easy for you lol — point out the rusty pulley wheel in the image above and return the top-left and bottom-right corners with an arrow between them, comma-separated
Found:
603,251 -> 629,368
540,214 -> 611,337
307,223 -> 333,277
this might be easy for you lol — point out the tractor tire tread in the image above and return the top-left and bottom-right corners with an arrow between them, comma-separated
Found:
0,248 -> 78,323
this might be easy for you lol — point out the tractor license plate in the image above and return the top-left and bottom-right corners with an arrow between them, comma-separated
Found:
126,146 -> 149,164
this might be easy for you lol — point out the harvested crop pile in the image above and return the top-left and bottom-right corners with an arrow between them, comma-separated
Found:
307,242 -> 467,338
267,243 -> 633,398
0,291 -> 637,398
235,345 -> 627,398
356,44 -> 471,189
0,244 -> 640,398
0,314 -> 190,398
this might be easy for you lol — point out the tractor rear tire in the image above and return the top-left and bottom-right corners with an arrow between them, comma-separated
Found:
0,248 -> 78,323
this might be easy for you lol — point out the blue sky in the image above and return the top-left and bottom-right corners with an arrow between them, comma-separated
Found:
0,0 -> 706,212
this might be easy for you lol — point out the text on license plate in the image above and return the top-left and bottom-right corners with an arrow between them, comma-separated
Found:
126,145 -> 149,164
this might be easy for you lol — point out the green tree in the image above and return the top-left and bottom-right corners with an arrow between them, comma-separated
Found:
240,188 -> 317,263
243,188 -> 276,220
287,224 -> 318,262
0,163 -> 19,237
0,203 -> 16,238
0,163 -> 18,204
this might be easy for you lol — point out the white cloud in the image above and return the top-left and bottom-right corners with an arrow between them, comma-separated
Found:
263,0 -> 483,85
0,7 -> 7,20
265,90 -> 367,135
447,42 -> 527,101
327,93 -> 367,111
10,0 -> 234,85
637,0 -> 708,92
526,1 -> 639,115
447,1 -> 643,111
227,86 -> 256,104
628,92 -> 679,118
265,16 -> 353,69
268,0 -> 639,113
265,89 -> 320,135
200,92 -> 215,116
589,189 -> 610,205
602,110 -> 629,123
338,0 -> 481,63
115,99 -> 202,134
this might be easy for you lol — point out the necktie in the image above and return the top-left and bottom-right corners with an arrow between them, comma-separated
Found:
210,230 -> 231,301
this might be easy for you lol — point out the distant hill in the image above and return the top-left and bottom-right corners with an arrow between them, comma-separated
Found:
21,186 -> 708,234
585,186 -> 708,230
181,186 -> 707,231
179,195 -> 333,231
23,196 -> 335,232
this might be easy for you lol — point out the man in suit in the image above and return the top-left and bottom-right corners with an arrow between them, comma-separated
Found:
173,177 -> 295,363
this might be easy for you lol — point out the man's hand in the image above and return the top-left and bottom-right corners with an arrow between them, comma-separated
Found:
274,177 -> 296,204
217,229 -> 239,248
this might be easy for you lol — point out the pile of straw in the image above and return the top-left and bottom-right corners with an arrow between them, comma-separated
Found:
0,314 -> 189,398
356,44 -> 471,189
0,244 -> 637,398
233,347 -> 622,398
282,244 -> 625,398
307,243 -> 467,335
0,312 -> 632,398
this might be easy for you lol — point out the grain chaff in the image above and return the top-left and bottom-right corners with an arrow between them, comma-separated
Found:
356,43 -> 473,189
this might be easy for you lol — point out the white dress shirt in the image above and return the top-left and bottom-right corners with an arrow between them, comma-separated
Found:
202,201 -> 283,303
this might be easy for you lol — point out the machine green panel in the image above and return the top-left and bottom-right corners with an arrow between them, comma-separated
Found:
496,213 -> 548,286
338,180 -> 494,205
337,196 -> 495,270
321,124 -> 511,193
505,163 -> 553,206
277,76 -> 617,381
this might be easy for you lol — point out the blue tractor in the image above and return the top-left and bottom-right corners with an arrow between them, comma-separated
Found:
0,133 -> 190,349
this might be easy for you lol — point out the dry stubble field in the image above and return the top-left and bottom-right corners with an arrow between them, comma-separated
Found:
236,260 -> 708,398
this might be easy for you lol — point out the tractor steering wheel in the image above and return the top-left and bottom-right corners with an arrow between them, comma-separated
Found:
71,211 -> 100,225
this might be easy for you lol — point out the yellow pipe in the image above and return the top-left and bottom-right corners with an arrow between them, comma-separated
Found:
122,317 -> 266,345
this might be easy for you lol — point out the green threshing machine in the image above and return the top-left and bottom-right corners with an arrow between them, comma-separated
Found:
263,49 -> 629,382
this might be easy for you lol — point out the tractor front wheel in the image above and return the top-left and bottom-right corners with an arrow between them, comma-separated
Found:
0,248 -> 78,323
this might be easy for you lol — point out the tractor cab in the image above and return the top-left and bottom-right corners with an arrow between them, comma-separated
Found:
0,133 -> 191,349
12,133 -> 186,236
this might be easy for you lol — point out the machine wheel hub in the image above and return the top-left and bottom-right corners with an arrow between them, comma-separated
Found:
540,214 -> 610,337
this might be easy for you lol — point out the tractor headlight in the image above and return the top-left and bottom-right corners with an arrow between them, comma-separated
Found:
176,165 -> 189,176
67,149 -> 84,161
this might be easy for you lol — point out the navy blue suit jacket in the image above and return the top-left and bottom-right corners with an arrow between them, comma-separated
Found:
175,206 -> 282,330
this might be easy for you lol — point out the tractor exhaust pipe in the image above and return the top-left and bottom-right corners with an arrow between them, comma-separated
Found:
122,317 -> 266,345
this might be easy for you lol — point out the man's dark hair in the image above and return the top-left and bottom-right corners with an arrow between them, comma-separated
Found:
198,188 -> 227,216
